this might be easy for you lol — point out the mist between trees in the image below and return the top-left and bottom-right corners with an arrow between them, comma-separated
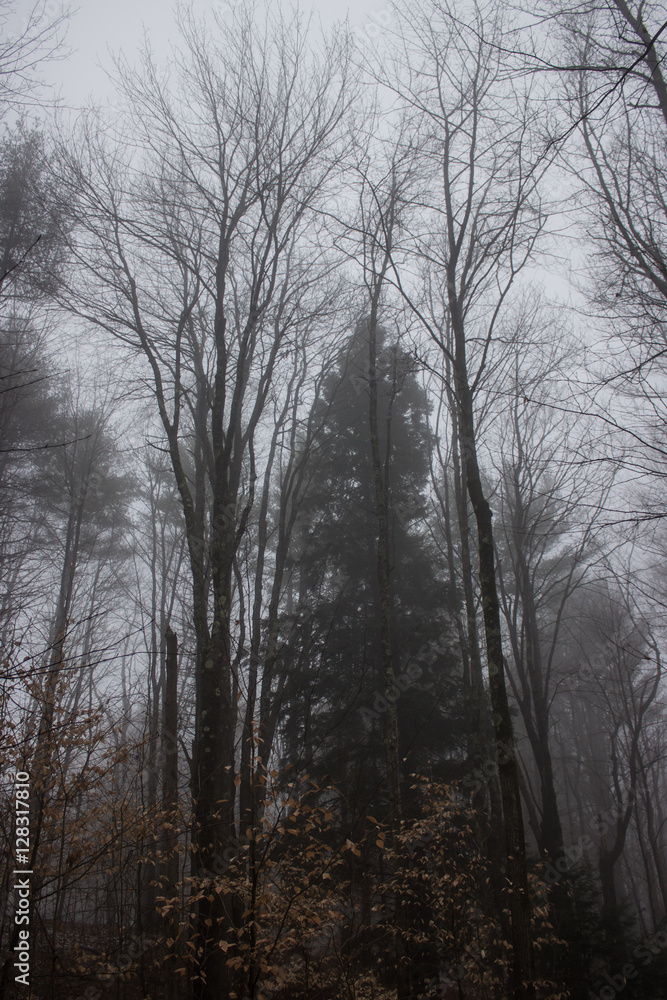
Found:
2,0 -> 667,998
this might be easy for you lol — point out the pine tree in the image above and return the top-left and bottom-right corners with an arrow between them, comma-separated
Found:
279,319 -> 464,825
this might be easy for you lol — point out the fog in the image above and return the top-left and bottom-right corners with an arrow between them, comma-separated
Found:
1,2 -> 666,1000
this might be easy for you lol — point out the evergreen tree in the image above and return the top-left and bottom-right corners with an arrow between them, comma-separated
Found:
0,125 -> 69,299
279,319 -> 464,825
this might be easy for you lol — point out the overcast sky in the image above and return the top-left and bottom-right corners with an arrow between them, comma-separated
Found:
38,0 -> 389,107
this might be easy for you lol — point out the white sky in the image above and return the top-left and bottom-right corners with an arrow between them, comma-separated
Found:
6,0 -> 580,314
28,0 -> 391,108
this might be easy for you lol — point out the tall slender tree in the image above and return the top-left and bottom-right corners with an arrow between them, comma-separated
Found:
59,7 -> 356,996
365,2 -> 552,994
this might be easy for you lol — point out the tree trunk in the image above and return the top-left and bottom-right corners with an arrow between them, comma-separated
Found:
450,288 -> 536,1000
191,546 -> 238,1000
366,307 -> 411,1000
163,625 -> 180,1000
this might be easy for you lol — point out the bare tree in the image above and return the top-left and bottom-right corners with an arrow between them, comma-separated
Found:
490,311 -> 615,868
364,2 -> 551,995
0,384 -> 132,998
0,0 -> 69,121
59,6 -> 355,996
531,0 -> 667,529
561,574 -> 665,944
